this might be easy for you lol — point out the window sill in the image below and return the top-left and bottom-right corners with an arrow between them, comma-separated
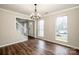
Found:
56,37 -> 68,42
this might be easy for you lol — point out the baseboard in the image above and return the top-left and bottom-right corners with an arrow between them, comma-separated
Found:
0,39 -> 28,48
53,41 -> 79,50
43,39 -> 79,50
28,37 -> 79,50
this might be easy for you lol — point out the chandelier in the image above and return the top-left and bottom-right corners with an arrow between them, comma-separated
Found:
30,4 -> 41,20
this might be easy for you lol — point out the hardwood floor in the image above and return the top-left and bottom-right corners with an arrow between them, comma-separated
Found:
0,37 -> 79,55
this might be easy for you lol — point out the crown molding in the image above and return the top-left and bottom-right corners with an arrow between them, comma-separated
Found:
44,6 -> 79,17
0,8 -> 29,17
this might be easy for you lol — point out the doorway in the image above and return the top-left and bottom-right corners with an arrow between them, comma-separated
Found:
37,19 -> 44,39
28,21 -> 35,37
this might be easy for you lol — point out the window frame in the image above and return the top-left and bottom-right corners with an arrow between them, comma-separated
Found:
55,16 -> 68,42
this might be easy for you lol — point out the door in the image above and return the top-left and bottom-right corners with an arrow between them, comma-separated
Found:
37,19 -> 44,39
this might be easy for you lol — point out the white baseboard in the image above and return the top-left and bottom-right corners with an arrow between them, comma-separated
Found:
43,39 -> 79,50
53,41 -> 79,50
0,39 -> 28,48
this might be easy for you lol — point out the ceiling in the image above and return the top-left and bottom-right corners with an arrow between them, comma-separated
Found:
0,4 -> 79,16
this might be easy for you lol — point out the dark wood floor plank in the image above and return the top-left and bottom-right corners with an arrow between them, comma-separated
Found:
7,46 -> 11,55
0,37 -> 79,55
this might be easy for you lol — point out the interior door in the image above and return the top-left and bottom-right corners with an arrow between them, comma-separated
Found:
37,19 -> 44,39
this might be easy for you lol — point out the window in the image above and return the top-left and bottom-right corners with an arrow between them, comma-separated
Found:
38,20 -> 44,37
16,18 -> 27,36
16,21 -> 24,34
56,16 -> 68,42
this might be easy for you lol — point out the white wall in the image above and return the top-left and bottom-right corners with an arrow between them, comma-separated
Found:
0,8 -> 28,47
44,6 -> 79,49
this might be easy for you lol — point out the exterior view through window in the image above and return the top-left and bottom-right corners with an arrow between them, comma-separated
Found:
56,16 -> 68,42
16,18 -> 27,36
38,20 -> 44,37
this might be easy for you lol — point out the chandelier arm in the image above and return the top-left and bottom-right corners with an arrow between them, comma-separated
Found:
34,4 -> 37,13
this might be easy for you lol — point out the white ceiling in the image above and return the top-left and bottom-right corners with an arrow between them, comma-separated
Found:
0,4 -> 79,16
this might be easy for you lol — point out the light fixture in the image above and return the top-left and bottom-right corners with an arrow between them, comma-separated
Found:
30,4 -> 41,20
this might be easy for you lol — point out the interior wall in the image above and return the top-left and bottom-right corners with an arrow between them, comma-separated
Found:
0,8 -> 28,47
44,7 -> 79,49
